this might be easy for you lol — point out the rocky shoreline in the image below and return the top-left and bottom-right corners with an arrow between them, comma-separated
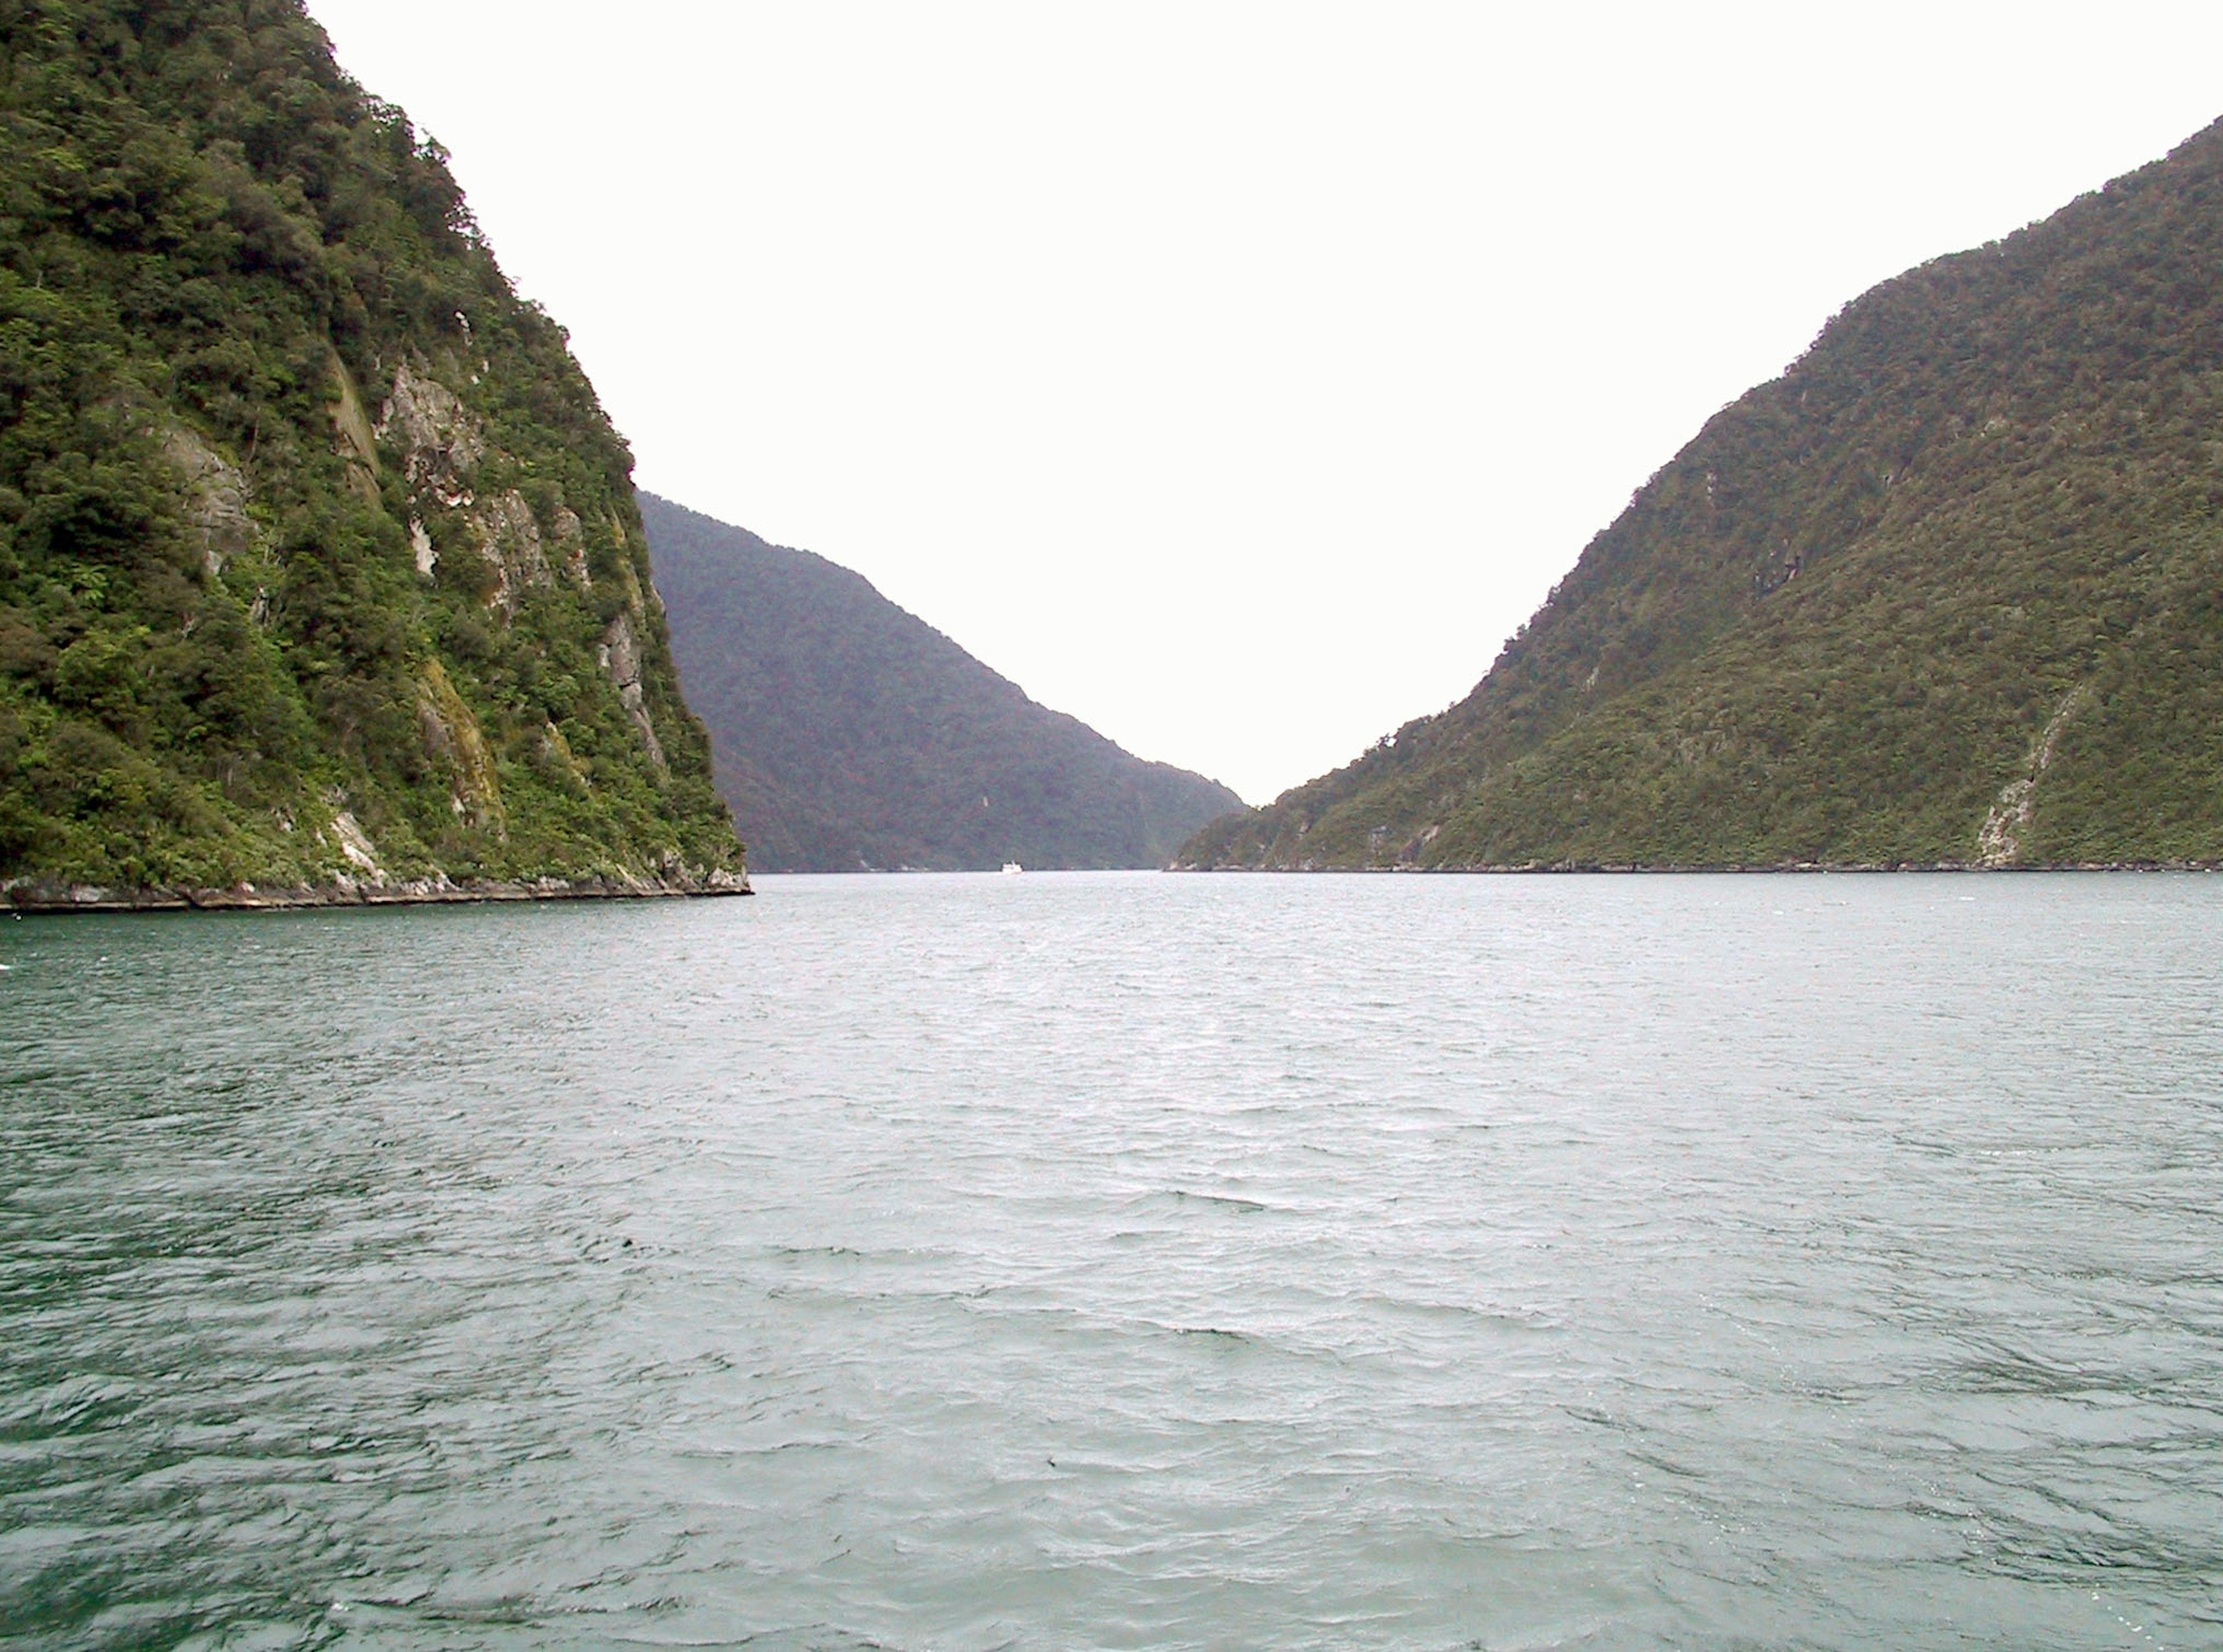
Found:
3,868 -> 751,913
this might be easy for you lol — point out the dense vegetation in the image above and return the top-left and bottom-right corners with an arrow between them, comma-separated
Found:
0,0 -> 739,900
1182,117 -> 2223,871
643,494 -> 1242,871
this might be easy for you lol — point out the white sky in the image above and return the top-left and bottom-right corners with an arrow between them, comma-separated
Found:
310,1 -> 2223,805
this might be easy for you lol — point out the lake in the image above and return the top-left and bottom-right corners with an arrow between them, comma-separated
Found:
3,872 -> 2220,1649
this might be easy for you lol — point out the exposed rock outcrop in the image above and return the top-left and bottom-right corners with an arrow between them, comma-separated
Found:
1976,687 -> 2086,867
324,806 -> 386,880
162,427 -> 256,577
376,360 -> 481,505
599,611 -> 666,768
328,358 -> 380,500
416,660 -> 504,831
475,488 -> 552,616
553,506 -> 590,589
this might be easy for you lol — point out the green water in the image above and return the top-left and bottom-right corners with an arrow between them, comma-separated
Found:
3,873 -> 2220,1648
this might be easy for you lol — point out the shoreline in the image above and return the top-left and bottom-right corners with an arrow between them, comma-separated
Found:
1167,860 -> 2223,874
3,869 -> 752,913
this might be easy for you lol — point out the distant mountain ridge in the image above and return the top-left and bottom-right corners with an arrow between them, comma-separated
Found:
1181,116 -> 2223,871
642,495 -> 1243,871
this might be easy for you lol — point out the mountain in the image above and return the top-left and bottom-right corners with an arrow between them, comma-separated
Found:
640,494 -> 1243,871
1180,118 -> 2223,872
0,0 -> 742,908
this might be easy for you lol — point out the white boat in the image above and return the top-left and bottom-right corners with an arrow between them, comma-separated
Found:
1001,862 -> 1023,875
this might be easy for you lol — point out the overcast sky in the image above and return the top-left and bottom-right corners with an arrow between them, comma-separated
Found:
310,1 -> 2223,804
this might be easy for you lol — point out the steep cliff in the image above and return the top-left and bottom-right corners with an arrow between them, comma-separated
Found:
642,494 -> 1243,871
1182,116 -> 2223,871
0,0 -> 742,906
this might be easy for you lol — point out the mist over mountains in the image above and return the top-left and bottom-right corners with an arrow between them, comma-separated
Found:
642,494 -> 1242,872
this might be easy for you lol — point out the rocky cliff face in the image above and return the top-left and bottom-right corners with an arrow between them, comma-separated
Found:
0,1 -> 742,906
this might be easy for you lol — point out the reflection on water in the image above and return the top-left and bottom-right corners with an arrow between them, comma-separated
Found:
3,872 -> 2221,1649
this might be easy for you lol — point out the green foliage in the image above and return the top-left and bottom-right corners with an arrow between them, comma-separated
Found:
1183,119 -> 2223,871
642,493 -> 1243,871
0,0 -> 739,894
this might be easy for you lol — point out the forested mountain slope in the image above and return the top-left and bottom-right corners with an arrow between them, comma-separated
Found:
0,0 -> 742,906
642,494 -> 1243,871
1180,116 -> 2223,871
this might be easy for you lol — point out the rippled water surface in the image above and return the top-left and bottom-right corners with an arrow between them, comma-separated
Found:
4,872 -> 2222,1649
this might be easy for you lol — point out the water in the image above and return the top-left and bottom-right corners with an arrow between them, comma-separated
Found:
3,873 -> 2220,1650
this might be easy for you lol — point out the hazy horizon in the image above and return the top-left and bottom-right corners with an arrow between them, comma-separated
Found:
311,0 -> 2223,805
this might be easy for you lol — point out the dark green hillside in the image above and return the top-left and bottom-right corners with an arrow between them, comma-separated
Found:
1181,116 -> 2223,871
641,494 -> 1243,871
0,0 -> 740,904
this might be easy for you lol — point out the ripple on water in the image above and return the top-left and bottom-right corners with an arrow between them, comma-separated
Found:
2,872 -> 2221,1649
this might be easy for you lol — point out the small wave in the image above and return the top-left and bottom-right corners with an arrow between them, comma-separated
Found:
1172,1324 -> 1260,1346
1351,1293 -> 1555,1332
1159,1189 -> 1270,1216
1561,1404 -> 1624,1430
